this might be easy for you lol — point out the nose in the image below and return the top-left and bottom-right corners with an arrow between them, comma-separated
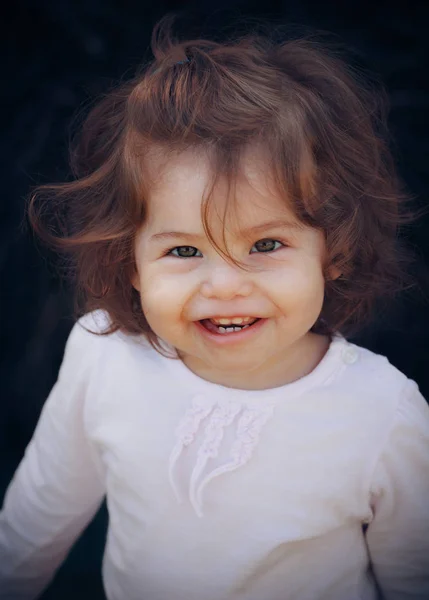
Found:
200,261 -> 253,300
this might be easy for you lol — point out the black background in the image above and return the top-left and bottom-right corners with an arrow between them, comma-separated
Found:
1,2 -> 428,598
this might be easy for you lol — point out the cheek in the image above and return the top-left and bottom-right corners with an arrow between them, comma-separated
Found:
269,261 -> 324,295
138,270 -> 190,322
267,263 -> 325,319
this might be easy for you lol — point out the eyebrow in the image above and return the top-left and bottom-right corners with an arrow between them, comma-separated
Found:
149,219 -> 304,243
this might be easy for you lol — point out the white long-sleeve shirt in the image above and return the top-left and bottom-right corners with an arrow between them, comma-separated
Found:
1,309 -> 429,600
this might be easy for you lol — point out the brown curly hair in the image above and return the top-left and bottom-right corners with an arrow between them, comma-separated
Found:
26,13 -> 427,356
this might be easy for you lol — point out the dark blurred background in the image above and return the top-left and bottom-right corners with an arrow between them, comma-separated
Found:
1,1 -> 428,598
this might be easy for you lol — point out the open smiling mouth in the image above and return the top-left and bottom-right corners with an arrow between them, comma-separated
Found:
199,317 -> 261,334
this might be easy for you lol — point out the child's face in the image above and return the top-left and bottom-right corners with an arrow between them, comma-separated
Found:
133,146 -> 337,389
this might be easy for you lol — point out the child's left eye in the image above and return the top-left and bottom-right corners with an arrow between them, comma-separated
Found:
168,246 -> 202,258
250,239 -> 284,253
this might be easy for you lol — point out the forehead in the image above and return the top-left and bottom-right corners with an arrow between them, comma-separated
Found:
142,145 -> 300,228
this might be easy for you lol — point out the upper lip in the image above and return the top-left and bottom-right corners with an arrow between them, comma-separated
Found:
198,315 -> 262,321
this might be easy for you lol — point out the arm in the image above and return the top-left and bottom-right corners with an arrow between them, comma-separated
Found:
365,380 -> 429,600
0,319 -> 106,599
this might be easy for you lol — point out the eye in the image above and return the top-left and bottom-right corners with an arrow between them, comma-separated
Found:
167,246 -> 203,258
250,239 -> 284,253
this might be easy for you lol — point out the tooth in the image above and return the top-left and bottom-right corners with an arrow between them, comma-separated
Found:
211,316 -> 254,325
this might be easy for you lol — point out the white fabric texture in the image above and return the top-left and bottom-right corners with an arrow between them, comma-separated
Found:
1,309 -> 428,600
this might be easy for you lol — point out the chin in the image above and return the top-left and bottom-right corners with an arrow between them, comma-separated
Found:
207,354 -> 266,372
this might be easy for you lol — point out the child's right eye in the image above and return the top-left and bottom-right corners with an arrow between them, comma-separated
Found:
167,246 -> 203,258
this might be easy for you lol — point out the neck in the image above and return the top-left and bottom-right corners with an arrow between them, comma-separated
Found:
179,332 -> 331,391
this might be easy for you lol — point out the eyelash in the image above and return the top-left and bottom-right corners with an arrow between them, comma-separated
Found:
164,239 -> 286,258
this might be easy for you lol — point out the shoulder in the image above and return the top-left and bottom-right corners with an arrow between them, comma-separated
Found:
344,341 -> 429,459
347,340 -> 410,393
75,308 -> 113,334
332,336 -> 422,420
69,309 -> 145,349
64,311 -> 181,416
326,338 -> 428,473
62,309 -> 112,362
364,359 -> 429,498
65,309 -> 167,375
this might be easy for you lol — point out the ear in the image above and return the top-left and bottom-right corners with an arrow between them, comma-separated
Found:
327,265 -> 342,281
131,272 -> 141,292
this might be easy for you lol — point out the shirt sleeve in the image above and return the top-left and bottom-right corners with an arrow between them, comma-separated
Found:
0,318 -> 107,600
365,379 -> 429,600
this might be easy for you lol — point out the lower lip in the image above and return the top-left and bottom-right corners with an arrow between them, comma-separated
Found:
194,318 -> 267,345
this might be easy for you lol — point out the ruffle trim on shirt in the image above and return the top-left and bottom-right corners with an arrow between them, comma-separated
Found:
168,395 -> 275,517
